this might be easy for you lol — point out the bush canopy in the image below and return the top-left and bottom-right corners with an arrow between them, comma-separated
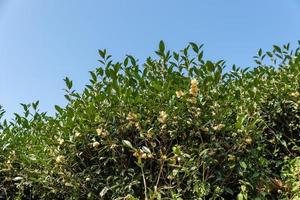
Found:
0,41 -> 300,199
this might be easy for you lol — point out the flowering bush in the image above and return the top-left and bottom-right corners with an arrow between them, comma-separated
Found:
0,41 -> 300,199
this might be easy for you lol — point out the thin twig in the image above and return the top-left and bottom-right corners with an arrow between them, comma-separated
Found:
140,164 -> 148,200
154,159 -> 165,193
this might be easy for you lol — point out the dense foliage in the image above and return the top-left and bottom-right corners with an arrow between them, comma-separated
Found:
0,41 -> 300,199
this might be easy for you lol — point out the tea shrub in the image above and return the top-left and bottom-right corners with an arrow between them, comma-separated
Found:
0,41 -> 300,199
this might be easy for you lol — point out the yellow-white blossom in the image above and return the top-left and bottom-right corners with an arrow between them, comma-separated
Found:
227,154 -> 236,161
133,149 -> 153,160
75,131 -> 81,137
158,111 -> 168,124
5,160 -> 12,169
212,124 -> 225,131
146,128 -> 154,138
126,112 -> 141,130
176,90 -> 184,98
291,91 -> 299,97
57,138 -> 64,145
92,141 -> 100,148
96,128 -> 109,138
126,112 -> 137,122
189,79 -> 199,97
110,144 -> 117,149
245,137 -> 253,144
201,127 -> 209,132
85,177 -> 91,181
55,155 -> 65,164
188,97 -> 197,104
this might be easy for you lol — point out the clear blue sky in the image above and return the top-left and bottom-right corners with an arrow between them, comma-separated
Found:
0,0 -> 300,119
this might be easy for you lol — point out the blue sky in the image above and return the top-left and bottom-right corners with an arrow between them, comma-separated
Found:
0,0 -> 300,119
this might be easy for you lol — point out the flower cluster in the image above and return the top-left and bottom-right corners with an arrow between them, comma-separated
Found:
291,91 -> 299,98
96,128 -> 109,138
126,112 -> 141,130
133,148 -> 153,164
57,138 -> 64,145
126,112 -> 138,122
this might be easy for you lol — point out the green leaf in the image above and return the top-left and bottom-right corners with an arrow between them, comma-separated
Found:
237,193 -> 244,200
32,101 -> 39,110
273,45 -> 281,53
206,61 -> 215,71
97,67 -> 104,76
159,40 -> 165,53
55,105 -> 64,114
89,71 -> 97,83
64,77 -> 73,90
197,51 -> 204,61
224,187 -> 234,195
240,161 -> 247,169
266,51 -> 273,57
189,42 -> 199,53
258,48 -> 262,56
173,52 -> 179,61
98,49 -> 106,59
